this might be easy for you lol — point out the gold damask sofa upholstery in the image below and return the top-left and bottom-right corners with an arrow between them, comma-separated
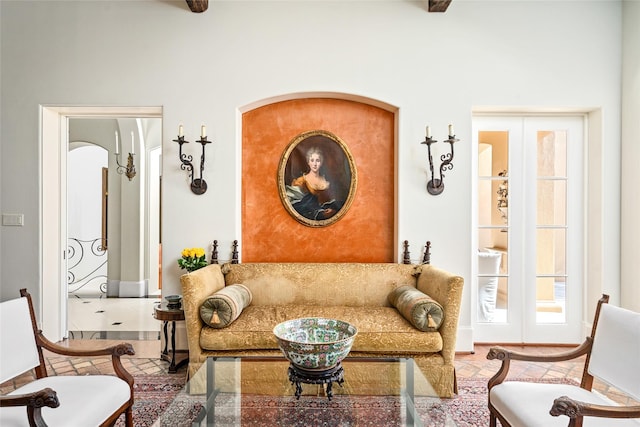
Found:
180,262 -> 464,397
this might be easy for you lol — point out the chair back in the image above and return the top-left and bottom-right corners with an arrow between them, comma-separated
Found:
588,303 -> 640,401
0,297 -> 41,383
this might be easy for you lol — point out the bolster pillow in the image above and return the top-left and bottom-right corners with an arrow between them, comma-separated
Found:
388,285 -> 444,331
200,284 -> 252,328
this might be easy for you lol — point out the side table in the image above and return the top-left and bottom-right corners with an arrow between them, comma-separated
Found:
153,302 -> 189,373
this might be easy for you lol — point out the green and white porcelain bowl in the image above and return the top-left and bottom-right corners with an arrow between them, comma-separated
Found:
273,317 -> 358,371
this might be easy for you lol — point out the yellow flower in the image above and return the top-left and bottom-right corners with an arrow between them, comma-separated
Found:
178,247 -> 208,272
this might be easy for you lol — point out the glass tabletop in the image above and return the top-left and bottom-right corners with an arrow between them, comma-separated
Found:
184,356 -> 456,427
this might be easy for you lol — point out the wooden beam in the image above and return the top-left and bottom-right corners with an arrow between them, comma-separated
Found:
429,0 -> 452,12
186,0 -> 208,13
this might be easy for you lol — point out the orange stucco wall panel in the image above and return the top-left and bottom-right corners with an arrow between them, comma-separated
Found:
242,98 -> 395,262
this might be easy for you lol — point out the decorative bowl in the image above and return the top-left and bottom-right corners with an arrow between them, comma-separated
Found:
273,317 -> 358,371
165,295 -> 182,307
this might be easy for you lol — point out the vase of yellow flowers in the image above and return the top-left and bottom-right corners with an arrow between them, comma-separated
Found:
178,247 -> 208,272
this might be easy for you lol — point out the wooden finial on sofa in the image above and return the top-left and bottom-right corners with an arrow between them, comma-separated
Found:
231,240 -> 239,264
422,241 -> 432,264
211,240 -> 218,264
402,240 -> 411,264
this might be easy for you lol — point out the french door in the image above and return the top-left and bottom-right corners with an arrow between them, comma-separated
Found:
473,116 -> 585,344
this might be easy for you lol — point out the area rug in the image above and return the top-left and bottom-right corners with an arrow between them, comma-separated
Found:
123,377 -> 576,426
418,379 -> 489,426
114,373 -> 201,427
198,382 -> 485,426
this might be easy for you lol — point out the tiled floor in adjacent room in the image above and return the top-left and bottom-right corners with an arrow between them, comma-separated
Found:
67,295 -> 161,340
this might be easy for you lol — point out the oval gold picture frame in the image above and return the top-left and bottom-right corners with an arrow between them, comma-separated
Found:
277,130 -> 357,227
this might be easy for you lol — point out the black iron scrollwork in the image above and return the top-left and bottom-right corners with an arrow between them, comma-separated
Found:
67,238 -> 107,294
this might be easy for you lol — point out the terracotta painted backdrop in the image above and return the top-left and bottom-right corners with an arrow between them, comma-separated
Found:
242,98 -> 395,262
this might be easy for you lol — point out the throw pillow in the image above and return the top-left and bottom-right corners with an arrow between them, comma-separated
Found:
388,285 -> 444,331
200,284 -> 253,328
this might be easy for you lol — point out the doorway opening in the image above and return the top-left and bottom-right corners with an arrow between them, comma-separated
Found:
41,106 -> 162,342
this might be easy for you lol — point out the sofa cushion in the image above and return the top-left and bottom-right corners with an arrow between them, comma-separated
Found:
199,305 -> 443,353
200,284 -> 252,328
489,382 -> 637,427
388,285 -> 444,331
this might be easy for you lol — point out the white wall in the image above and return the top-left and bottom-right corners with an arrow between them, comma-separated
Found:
0,1 -> 626,350
621,0 -> 640,312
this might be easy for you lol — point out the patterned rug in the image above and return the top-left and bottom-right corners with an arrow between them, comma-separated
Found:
114,374 -> 200,427
201,381 -> 491,426
418,379 -> 489,427
119,376 -> 574,426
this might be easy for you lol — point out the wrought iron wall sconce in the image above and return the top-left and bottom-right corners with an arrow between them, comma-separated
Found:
421,124 -> 459,195
173,124 -> 211,195
115,131 -> 136,181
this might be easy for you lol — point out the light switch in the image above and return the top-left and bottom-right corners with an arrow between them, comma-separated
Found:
2,213 -> 24,226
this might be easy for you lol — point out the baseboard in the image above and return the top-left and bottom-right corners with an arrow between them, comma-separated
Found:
106,280 -> 148,297
106,279 -> 119,297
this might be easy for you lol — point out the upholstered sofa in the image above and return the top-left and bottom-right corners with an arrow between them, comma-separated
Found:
180,262 -> 464,397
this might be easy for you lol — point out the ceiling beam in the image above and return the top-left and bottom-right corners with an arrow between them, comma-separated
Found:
428,0 -> 452,12
184,1 -> 450,14
186,0 -> 208,13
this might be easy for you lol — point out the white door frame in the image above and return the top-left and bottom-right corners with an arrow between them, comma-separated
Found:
40,105 -> 162,341
472,114 -> 587,344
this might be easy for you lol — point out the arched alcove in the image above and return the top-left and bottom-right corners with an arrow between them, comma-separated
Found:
241,95 -> 397,262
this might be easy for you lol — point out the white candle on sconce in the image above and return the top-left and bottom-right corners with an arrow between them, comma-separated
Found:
426,126 -> 432,139
201,125 -> 206,139
448,124 -> 454,136
115,131 -> 120,154
131,131 -> 135,154
178,124 -> 184,137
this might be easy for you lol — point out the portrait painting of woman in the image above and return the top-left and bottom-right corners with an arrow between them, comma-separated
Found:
278,130 -> 357,227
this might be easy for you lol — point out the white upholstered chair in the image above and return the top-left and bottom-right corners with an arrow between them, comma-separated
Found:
486,295 -> 640,427
0,289 -> 135,426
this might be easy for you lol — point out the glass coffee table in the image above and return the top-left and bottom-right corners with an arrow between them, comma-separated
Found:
182,356 -> 456,426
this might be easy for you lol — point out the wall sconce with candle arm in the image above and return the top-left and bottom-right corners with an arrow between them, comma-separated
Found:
173,124 -> 211,195
115,131 -> 136,181
421,124 -> 459,195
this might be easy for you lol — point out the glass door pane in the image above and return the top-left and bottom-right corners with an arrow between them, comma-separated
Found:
534,130 -> 567,324
477,131 -> 509,324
